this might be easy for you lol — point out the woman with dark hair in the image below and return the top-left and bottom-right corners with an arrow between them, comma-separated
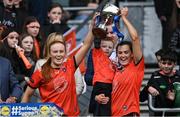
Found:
0,40 -> 9,58
18,33 -> 38,78
22,16 -> 43,58
43,2 -> 70,39
1,27 -> 38,88
95,7 -> 144,116
1,28 -> 20,71
111,8 -> 144,116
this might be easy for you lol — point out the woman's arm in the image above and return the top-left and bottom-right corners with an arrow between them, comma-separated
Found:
74,13 -> 98,66
21,86 -> 35,102
121,7 -> 143,64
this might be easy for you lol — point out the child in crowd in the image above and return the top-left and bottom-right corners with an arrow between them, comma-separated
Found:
140,49 -> 180,116
43,3 -> 70,39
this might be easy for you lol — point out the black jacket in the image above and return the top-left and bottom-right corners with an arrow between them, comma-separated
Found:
0,3 -> 28,33
140,70 -> 180,116
169,27 -> 180,64
43,21 -> 70,40
154,0 -> 174,19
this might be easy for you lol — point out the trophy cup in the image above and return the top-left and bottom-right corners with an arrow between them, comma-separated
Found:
92,3 -> 122,39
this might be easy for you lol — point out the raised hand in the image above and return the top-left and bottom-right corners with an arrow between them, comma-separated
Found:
121,7 -> 128,18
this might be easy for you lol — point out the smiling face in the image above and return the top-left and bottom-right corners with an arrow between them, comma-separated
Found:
100,40 -> 114,57
160,60 -> 176,75
48,7 -> 63,22
50,42 -> 66,68
117,44 -> 133,66
7,31 -> 19,48
21,36 -> 34,53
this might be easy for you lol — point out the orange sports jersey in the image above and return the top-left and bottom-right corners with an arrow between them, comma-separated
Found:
111,58 -> 144,116
28,58 -> 80,116
92,48 -> 115,85
34,39 -> 40,59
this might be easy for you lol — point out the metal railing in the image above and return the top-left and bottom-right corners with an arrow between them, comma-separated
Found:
148,94 -> 180,117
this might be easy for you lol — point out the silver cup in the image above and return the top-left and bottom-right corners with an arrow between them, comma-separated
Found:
92,3 -> 120,39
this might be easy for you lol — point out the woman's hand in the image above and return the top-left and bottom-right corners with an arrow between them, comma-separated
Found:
15,44 -> 24,56
120,7 -> 128,18
89,12 -> 100,30
52,19 -> 61,24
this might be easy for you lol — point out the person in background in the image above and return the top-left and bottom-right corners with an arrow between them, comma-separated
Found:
21,13 -> 96,116
43,3 -> 70,39
0,40 -> 9,58
22,16 -> 43,58
140,49 -> 180,116
15,33 -> 37,90
154,0 -> 177,49
1,28 -> 21,72
0,0 -> 27,33
0,56 -> 22,103
155,48 -> 165,69
140,48 -> 165,104
169,1 -> 180,70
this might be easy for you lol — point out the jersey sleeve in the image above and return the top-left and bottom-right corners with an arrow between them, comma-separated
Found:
27,70 -> 43,89
136,57 -> 145,72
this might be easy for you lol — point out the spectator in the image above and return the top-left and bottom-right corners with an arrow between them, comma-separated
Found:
1,28 -> 36,90
22,16 -> 43,58
21,13 -> 96,116
0,0 -> 28,33
43,3 -> 70,39
155,48 -> 165,69
140,48 -> 165,104
0,39 -> 9,58
169,1 -> 180,70
1,28 -> 21,72
15,33 -> 37,90
0,56 -> 23,103
140,49 -> 180,116
154,0 -> 177,49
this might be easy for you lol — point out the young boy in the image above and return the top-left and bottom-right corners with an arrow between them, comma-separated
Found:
140,49 -> 180,116
85,37 -> 116,116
